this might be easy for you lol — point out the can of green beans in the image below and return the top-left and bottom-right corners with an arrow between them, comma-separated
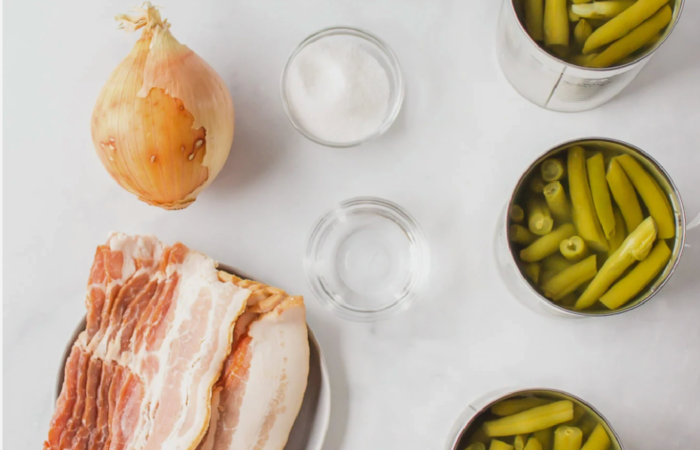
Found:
495,137 -> 686,318
445,388 -> 625,450
496,0 -> 685,112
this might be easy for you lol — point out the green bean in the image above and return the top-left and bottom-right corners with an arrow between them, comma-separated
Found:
572,53 -> 598,66
466,443 -> 487,450
559,292 -> 579,307
572,1 -> 635,19
511,204 -> 526,224
484,401 -> 574,437
545,0 -> 570,47
515,435 -> 529,450
560,236 -> 588,261
469,427 -> 491,446
588,6 -> 673,68
523,262 -> 542,284
524,438 -> 543,450
542,159 -> 566,182
529,198 -> 554,236
490,441 -> 515,450
574,19 -> 593,46
642,31 -> 663,50
521,224 -> 577,262
563,404 -> 587,426
575,217 -> 657,310
576,416 -> 599,441
615,154 -> 675,239
543,253 -> 574,273
569,7 -> 581,22
492,397 -> 551,416
526,0 -> 546,41
540,253 -> 574,285
587,153 -> 616,239
582,0 -> 670,54
531,176 -> 548,194
606,159 -> 643,233
554,426 -> 583,450
568,146 -> 608,252
607,207 -> 627,254
551,45 -> 573,59
572,0 -> 592,3
580,424 -> 611,450
511,225 -> 538,245
600,240 -> 671,310
544,181 -> 572,223
534,429 -> 554,450
543,255 -> 597,301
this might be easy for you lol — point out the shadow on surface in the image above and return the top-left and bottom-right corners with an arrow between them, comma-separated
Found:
305,310 -> 350,450
205,81 -> 293,201
658,229 -> 700,305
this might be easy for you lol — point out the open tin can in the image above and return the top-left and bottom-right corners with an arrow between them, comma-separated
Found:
496,0 -> 685,112
495,137 -> 686,318
445,387 -> 624,450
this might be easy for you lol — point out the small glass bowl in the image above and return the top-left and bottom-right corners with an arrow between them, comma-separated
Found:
280,27 -> 405,148
304,197 -> 429,321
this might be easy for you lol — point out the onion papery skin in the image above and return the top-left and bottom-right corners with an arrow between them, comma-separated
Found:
91,5 -> 234,210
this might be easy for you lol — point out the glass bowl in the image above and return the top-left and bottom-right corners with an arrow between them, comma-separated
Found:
304,197 -> 429,321
280,27 -> 404,148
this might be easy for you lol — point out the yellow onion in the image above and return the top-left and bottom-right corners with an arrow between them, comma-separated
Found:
91,3 -> 234,209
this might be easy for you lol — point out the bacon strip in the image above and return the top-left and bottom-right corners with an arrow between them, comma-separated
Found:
45,233 -> 249,450
198,274 -> 309,450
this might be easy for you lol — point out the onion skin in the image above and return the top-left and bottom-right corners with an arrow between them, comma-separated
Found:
91,5 -> 234,209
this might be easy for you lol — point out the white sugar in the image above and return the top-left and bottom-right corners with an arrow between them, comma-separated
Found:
286,37 -> 391,144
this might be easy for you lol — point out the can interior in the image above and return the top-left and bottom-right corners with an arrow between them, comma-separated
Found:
507,139 -> 684,316
509,0 -> 684,70
453,389 -> 623,450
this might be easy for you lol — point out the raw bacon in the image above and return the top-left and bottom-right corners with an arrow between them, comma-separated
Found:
45,234 -> 249,450
197,273 -> 310,450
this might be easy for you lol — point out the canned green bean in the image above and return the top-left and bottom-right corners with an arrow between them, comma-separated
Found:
496,0 -> 685,112
445,388 -> 624,450
495,138 -> 685,318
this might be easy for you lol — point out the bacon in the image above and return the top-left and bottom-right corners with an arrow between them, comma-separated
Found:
92,361 -> 114,450
198,291 -> 309,450
118,279 -> 158,353
45,346 -> 81,449
45,233 -> 249,450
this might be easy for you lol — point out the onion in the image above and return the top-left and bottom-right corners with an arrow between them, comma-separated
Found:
91,3 -> 234,209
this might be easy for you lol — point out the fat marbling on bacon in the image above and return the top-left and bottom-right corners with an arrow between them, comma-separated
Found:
45,233 -> 310,450
46,233 -> 302,450
197,272 -> 309,450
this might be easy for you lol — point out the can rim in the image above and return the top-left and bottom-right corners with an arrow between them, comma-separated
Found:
504,137 -> 686,318
506,0 -> 686,72
447,387 -> 626,450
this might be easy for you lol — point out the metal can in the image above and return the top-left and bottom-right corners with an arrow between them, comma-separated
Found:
445,387 -> 625,450
496,0 -> 685,112
494,138 -> 686,318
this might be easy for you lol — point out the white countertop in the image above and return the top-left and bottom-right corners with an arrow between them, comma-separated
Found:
4,0 -> 700,448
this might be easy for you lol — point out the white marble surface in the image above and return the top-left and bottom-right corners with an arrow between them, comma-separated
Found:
4,0 -> 700,448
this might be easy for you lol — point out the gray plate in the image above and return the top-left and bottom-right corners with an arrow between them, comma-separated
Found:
55,264 -> 331,450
